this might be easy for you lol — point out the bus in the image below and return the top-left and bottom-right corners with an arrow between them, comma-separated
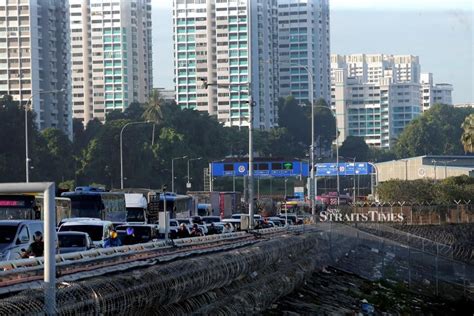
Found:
147,193 -> 195,223
0,194 -> 71,225
61,187 -> 127,223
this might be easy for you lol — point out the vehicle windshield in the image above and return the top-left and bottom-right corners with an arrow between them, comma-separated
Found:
70,198 -> 102,219
0,208 -> 33,220
59,225 -> 103,241
0,225 -> 18,243
177,219 -> 189,224
58,234 -> 86,248
126,208 -> 146,222
104,211 -> 127,223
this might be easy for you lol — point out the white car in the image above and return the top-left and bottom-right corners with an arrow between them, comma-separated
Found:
59,219 -> 113,248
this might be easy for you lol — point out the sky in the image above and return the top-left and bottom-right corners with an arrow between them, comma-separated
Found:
152,0 -> 474,103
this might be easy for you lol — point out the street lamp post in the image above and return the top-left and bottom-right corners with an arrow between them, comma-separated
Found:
120,121 -> 152,189
432,159 -> 438,181
311,105 -> 340,205
199,78 -> 254,227
172,155 -> 187,193
25,89 -> 65,182
443,159 -> 456,178
187,157 -> 202,189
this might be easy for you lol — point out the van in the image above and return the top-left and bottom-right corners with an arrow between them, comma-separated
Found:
0,220 -> 44,261
58,218 -> 113,248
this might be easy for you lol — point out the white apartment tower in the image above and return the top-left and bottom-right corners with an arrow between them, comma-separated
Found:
332,69 -> 421,148
331,54 -> 421,84
277,0 -> 330,104
420,72 -> 453,111
0,0 -> 72,138
173,0 -> 278,129
70,0 -> 152,126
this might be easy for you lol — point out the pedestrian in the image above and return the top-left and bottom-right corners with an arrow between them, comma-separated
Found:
177,223 -> 190,238
122,227 -> 136,245
21,231 -> 44,258
104,230 -> 122,248
207,222 -> 219,235
222,223 -> 232,234
190,224 -> 203,237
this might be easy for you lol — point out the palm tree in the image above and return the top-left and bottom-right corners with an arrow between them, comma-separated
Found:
142,89 -> 164,124
461,114 -> 474,154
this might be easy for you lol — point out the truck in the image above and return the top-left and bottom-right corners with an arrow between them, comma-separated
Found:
124,193 -> 148,223
187,191 -> 241,219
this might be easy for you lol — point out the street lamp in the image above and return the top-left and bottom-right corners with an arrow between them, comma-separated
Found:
120,121 -> 153,190
172,155 -> 187,193
199,78 -> 255,227
431,159 -> 438,181
311,105 -> 340,205
187,157 -> 202,190
278,62 -> 316,216
401,159 -> 409,181
442,159 -> 457,178
25,89 -> 65,182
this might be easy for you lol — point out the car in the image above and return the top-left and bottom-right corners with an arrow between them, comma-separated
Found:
231,213 -> 261,220
268,217 -> 285,227
278,213 -> 297,225
176,218 -> 193,227
190,216 -> 203,225
202,216 -> 221,226
0,220 -> 44,261
58,219 -> 113,248
57,231 -> 94,254
115,224 -> 158,245
221,218 -> 241,231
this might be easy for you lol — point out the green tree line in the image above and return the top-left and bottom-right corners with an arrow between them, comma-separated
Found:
377,176 -> 474,203
0,93 -> 472,192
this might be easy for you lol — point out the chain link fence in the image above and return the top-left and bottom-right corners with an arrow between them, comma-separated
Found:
315,222 -> 473,300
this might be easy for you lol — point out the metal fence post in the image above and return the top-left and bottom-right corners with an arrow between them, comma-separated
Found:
408,232 -> 411,288
381,239 -> 385,278
463,263 -> 467,298
435,243 -> 439,296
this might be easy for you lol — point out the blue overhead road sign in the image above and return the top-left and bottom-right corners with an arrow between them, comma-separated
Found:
315,162 -> 371,176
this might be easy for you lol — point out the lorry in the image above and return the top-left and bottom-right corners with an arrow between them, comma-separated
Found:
187,191 -> 241,219
124,193 -> 148,223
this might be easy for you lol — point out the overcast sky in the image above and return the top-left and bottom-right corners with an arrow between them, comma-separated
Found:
152,0 -> 473,103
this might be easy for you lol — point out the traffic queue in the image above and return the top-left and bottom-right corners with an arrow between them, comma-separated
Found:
0,187 -> 302,261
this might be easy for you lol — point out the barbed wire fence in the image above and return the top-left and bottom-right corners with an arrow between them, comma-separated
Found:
0,231 -> 326,315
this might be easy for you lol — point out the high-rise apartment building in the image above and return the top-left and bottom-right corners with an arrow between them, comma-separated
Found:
332,69 -> 421,148
420,72 -> 453,111
70,0 -> 152,126
331,54 -> 457,148
277,0 -> 330,104
173,0 -> 278,129
331,54 -> 421,84
0,0 -> 72,138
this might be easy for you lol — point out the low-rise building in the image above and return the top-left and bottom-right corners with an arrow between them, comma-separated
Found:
375,155 -> 474,182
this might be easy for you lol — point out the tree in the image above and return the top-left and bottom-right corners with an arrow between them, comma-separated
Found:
461,113 -> 474,153
339,136 -> 370,161
395,104 -> 473,158
277,96 -> 310,146
142,89 -> 164,124
41,128 -> 74,182
377,179 -> 436,203
314,98 -> 336,156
